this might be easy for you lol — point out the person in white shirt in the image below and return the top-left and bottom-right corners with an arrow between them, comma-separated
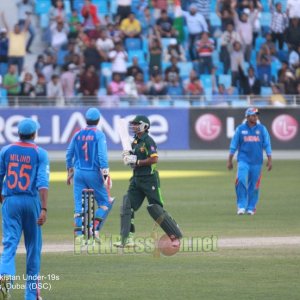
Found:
108,42 -> 128,78
287,0 -> 300,19
96,29 -> 114,61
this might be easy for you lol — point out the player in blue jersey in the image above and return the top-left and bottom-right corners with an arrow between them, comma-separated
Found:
227,108 -> 272,215
66,108 -> 113,244
0,118 -> 49,300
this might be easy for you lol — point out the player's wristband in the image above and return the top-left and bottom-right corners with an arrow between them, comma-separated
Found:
41,208 -> 47,212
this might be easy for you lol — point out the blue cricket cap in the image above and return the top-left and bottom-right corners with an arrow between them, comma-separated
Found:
85,108 -> 101,121
245,107 -> 259,117
18,118 -> 40,135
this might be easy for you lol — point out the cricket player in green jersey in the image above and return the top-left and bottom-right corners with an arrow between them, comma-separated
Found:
114,115 -> 182,248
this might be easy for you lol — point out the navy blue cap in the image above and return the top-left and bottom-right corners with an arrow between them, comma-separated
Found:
85,108 -> 101,121
245,107 -> 259,117
18,118 -> 40,135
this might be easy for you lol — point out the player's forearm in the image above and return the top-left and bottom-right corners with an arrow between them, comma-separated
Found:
137,156 -> 158,166
39,188 -> 48,210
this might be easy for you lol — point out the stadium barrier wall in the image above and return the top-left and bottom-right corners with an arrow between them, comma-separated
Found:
0,107 -> 299,150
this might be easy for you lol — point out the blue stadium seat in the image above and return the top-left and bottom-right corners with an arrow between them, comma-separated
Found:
255,36 -> 266,51
110,0 -> 118,14
271,58 -> 281,80
218,74 -> 232,88
125,38 -> 142,51
173,99 -> 190,107
200,75 -> 213,96
64,0 -> 71,16
257,65 -> 272,86
277,50 -> 289,62
167,86 -> 184,96
40,13 -> 49,29
0,63 -> 8,77
128,50 -> 146,63
177,62 -> 193,79
161,38 -> 173,50
35,0 -> 51,14
100,62 -> 112,86
261,86 -> 272,96
0,88 -> 8,106
56,49 -> 68,66
210,12 -> 221,27
260,12 -> 271,27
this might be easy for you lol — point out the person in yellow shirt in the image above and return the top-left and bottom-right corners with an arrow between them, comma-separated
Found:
120,12 -> 141,38
1,12 -> 30,75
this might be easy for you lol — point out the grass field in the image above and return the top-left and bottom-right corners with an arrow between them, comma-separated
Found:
1,160 -> 300,299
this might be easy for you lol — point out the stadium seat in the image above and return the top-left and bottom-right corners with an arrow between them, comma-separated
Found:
261,86 -> 273,96
161,38 -> 173,50
260,12 -> 271,27
167,86 -> 184,96
40,13 -> 49,29
0,63 -> 8,77
128,50 -> 146,63
218,74 -> 232,88
257,65 -> 272,86
210,12 -> 221,27
64,0 -> 71,16
100,62 -> 112,86
56,49 -> 68,66
255,36 -> 266,51
35,0 -> 51,14
177,62 -> 193,79
271,58 -> 281,80
125,38 -> 142,51
0,88 -> 8,106
277,50 -> 289,62
173,99 -> 190,107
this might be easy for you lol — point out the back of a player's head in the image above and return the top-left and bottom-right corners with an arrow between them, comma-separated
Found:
18,118 -> 40,140
85,107 -> 101,125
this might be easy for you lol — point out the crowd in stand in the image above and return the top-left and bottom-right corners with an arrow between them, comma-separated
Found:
0,0 -> 300,106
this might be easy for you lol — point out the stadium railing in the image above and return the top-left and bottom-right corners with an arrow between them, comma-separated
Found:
0,95 -> 299,107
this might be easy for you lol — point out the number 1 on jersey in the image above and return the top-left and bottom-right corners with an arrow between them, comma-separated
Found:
82,142 -> 89,161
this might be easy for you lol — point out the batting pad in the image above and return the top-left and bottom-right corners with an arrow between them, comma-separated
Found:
147,204 -> 182,239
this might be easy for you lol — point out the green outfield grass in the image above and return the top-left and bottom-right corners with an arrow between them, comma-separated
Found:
1,160 -> 300,299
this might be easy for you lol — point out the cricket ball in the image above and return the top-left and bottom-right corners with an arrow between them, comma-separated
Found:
158,234 -> 180,256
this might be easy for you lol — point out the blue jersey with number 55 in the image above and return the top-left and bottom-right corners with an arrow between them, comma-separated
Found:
0,141 -> 50,197
66,126 -> 109,171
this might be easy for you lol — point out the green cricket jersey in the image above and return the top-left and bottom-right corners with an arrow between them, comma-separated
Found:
132,132 -> 158,176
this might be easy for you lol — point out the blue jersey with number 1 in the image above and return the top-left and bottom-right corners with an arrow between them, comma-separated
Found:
66,126 -> 109,171
0,141 -> 50,197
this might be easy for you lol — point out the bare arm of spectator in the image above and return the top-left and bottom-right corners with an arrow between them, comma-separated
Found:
216,0 -> 222,18
0,12 -> 9,32
22,14 -> 31,32
231,0 -> 239,26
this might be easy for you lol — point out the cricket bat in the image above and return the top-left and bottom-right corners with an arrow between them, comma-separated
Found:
116,118 -> 132,151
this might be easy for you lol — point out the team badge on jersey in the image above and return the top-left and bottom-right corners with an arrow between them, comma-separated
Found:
256,130 -> 260,135
140,147 -> 145,153
241,130 -> 248,134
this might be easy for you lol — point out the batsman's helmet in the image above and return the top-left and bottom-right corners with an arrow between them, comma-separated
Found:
130,115 -> 150,133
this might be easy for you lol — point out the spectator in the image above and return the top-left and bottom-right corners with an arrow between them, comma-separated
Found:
212,83 -> 233,106
0,28 -> 9,75
16,0 -> 35,54
61,64 -> 77,101
34,55 -> 45,76
108,42 -> 128,78
167,73 -> 184,95
124,75 -> 138,99
47,74 -> 64,106
287,0 -> 300,19
116,0 -> 132,22
216,0 -> 234,31
135,72 -> 147,95
107,23 -> 122,43
282,70 -> 297,94
238,65 -> 261,95
107,72 -> 126,96
68,9 -> 81,39
196,32 -> 215,75
2,64 -> 19,106
220,23 -> 241,74
81,0 -> 100,33
270,0 -> 288,50
19,72 -> 34,97
50,17 -> 69,51
1,12 -> 29,74
270,84 -> 286,106
127,56 -> 143,78
230,41 -> 245,86
149,29 -> 162,74
41,54 -> 55,83
96,29 -> 114,62
84,38 -> 103,72
248,1 -> 262,48
164,56 -> 180,82
284,18 -> 300,49
35,74 -> 47,98
263,32 -> 277,57
50,0 -> 67,24
163,38 -> 186,62
79,65 -> 100,104
178,3 -> 208,61
232,1 -> 260,63
140,6 -> 156,37
184,69 -> 204,95
152,0 -> 168,19
120,12 -> 142,39
277,60 -> 290,84
147,72 -> 167,96
156,9 -> 177,38
288,45 -> 300,71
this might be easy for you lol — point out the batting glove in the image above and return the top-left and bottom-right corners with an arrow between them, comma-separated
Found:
122,150 -> 133,158
123,154 -> 137,166
101,168 -> 112,189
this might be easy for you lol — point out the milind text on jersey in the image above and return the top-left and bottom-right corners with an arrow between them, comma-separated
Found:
10,154 -> 31,163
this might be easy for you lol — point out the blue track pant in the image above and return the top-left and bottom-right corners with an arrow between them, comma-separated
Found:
235,161 -> 262,211
0,196 -> 42,300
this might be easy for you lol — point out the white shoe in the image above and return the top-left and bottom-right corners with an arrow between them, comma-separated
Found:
246,210 -> 255,215
113,236 -> 135,248
74,235 -> 86,246
237,208 -> 245,215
